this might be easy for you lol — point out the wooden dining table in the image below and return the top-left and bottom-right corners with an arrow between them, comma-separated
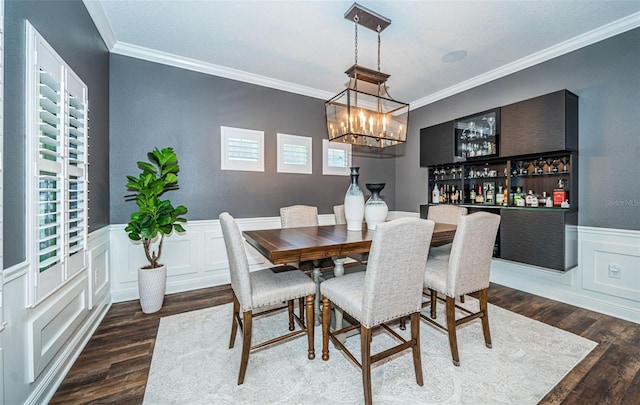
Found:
243,222 -> 457,325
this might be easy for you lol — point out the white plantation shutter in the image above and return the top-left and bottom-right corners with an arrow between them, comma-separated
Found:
220,126 -> 264,172
277,133 -> 312,174
27,23 -> 88,302
322,139 -> 352,176
66,72 -> 87,277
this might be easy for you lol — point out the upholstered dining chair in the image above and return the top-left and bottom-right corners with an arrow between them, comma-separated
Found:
333,204 -> 368,264
427,205 -> 468,252
280,205 -> 335,271
421,211 -> 501,366
219,212 -> 316,385
280,205 -> 334,324
333,204 -> 346,225
321,217 -> 435,405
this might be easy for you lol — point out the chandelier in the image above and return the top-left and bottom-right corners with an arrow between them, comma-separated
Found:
325,3 -> 409,148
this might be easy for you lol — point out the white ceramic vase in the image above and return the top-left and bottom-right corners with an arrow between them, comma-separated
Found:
364,183 -> 388,230
138,265 -> 167,314
344,167 -> 365,231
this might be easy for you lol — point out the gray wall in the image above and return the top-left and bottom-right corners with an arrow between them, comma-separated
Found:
397,27 -> 640,231
109,54 -> 396,223
4,0 -> 110,267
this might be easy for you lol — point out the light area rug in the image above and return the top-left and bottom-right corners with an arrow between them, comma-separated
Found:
143,299 -> 596,405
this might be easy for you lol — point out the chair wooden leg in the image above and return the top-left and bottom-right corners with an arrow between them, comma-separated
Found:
299,297 -> 305,326
238,310 -> 253,385
479,288 -> 492,349
361,326 -> 373,405
321,296 -> 331,361
399,316 -> 406,330
306,294 -> 316,360
459,295 -> 465,303
430,289 -> 437,319
410,312 -> 424,386
288,300 -> 295,331
229,293 -> 240,349
445,296 -> 460,366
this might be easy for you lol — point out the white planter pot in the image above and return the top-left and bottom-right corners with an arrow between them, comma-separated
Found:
138,265 -> 167,314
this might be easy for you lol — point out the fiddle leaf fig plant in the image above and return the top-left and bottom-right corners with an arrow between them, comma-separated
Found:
125,147 -> 188,269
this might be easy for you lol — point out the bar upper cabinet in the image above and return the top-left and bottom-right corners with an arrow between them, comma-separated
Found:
454,108 -> 500,161
500,90 -> 578,156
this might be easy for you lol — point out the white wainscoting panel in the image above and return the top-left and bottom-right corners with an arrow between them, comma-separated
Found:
87,226 -> 110,310
491,226 -> 640,323
110,216 -> 288,303
581,227 -> 640,302
109,216 -> 638,323
28,276 -> 88,382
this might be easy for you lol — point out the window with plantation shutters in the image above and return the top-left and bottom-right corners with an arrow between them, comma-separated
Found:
322,139 -> 352,176
277,133 -> 312,174
27,23 -> 88,303
220,126 -> 264,172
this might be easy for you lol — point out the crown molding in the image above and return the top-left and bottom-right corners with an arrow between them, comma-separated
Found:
82,0 -> 116,49
111,42 -> 335,100
83,3 -> 639,108
410,12 -> 640,110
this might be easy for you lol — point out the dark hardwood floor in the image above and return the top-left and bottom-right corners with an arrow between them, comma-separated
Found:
50,283 -> 640,404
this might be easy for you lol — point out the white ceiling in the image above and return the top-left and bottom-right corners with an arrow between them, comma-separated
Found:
85,1 -> 640,108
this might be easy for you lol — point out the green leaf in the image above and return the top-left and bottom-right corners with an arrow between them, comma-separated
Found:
137,161 -> 157,174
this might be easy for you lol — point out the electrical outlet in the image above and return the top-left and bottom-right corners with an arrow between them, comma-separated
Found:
608,264 -> 622,279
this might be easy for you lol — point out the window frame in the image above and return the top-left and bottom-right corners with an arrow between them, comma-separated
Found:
277,133 -> 312,174
322,139 -> 352,176
220,126 -> 264,172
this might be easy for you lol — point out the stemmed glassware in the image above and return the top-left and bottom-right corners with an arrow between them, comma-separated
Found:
551,158 -> 561,174
546,157 -> 555,174
561,156 -> 570,172
516,160 -> 528,176
536,158 -> 546,175
487,116 -> 495,135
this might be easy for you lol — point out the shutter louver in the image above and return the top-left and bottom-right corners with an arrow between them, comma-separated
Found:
283,143 -> 308,166
228,137 -> 259,162
37,68 -> 63,275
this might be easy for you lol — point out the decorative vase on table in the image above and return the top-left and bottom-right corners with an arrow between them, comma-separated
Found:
344,167 -> 365,231
364,183 -> 388,230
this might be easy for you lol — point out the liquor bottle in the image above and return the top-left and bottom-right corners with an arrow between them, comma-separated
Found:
432,183 -> 440,204
538,191 -> 548,207
503,186 -> 509,206
444,184 -> 449,203
470,184 -> 477,204
450,185 -> 456,203
553,178 -> 567,207
496,185 -> 504,205
525,189 -> 537,207
486,184 -> 494,204
514,187 -> 524,206
475,185 -> 484,204
439,186 -> 445,203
